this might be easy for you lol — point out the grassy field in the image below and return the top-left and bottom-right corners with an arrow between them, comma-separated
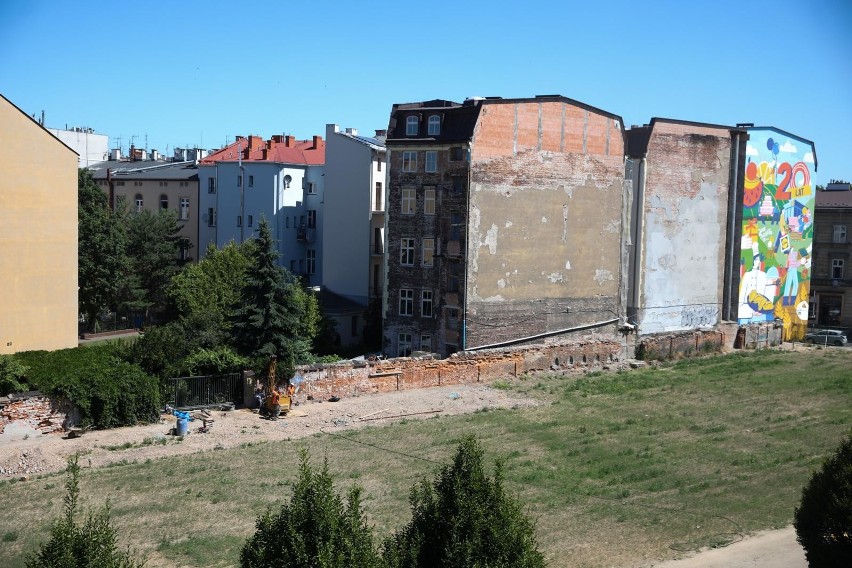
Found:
1,348 -> 850,567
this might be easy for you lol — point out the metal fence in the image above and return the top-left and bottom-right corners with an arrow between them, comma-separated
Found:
166,373 -> 243,410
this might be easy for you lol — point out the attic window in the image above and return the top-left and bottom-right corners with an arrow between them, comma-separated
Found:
406,116 -> 419,136
428,115 -> 441,135
284,175 -> 292,189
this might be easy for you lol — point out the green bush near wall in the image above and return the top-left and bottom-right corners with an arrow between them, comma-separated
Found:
13,345 -> 161,429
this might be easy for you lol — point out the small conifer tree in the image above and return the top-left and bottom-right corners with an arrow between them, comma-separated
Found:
382,436 -> 546,568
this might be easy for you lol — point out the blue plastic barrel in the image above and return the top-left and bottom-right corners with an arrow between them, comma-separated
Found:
176,417 -> 189,436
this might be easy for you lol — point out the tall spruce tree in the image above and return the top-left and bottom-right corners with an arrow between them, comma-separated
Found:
77,169 -> 128,331
232,218 -> 315,376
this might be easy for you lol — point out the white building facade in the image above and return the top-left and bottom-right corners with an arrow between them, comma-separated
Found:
47,127 -> 109,167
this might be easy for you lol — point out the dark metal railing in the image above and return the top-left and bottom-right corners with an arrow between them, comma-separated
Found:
166,373 -> 242,410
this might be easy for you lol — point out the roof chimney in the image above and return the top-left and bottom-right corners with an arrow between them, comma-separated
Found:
285,135 -> 295,147
312,135 -> 322,149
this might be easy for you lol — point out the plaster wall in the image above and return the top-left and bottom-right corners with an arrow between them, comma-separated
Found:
0,97 -> 78,354
465,100 -> 626,348
636,122 -> 733,334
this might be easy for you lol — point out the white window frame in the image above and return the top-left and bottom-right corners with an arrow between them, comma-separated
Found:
179,197 -> 190,221
207,207 -> 217,227
307,209 -> 317,228
399,289 -> 414,316
400,238 -> 415,266
208,178 -> 216,193
833,225 -> 847,243
308,182 -> 317,195
134,194 -> 143,213
422,238 -> 434,267
420,334 -> 432,352
421,290 -> 433,318
424,187 -> 435,215
402,151 -> 417,172
401,187 -> 415,215
406,116 -> 418,136
427,115 -> 441,135
398,333 -> 412,356
832,258 -> 845,279
306,249 -> 316,275
425,151 -> 437,173
160,195 -> 168,210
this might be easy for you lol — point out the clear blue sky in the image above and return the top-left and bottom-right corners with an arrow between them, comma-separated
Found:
1,0 -> 850,183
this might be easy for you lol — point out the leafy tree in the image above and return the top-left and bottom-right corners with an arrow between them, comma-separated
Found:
77,169 -> 128,331
167,240 -> 256,331
233,218 -> 318,378
26,455 -> 144,568
240,450 -> 379,568
118,204 -> 186,319
383,436 -> 546,568
794,434 -> 852,567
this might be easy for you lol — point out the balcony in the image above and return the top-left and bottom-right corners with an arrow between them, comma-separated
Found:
296,224 -> 316,243
372,241 -> 384,255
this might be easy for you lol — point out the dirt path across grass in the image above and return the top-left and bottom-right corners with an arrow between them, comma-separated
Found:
647,526 -> 806,568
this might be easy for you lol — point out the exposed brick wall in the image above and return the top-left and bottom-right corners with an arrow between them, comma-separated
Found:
296,337 -> 623,399
0,395 -> 67,436
636,330 -> 725,361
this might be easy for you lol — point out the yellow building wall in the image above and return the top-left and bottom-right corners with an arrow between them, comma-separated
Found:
0,95 -> 78,354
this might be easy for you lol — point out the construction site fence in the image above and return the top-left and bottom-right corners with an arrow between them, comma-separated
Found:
166,372 -> 243,410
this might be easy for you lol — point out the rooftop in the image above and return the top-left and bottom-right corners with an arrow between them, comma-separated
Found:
88,160 -> 199,181
200,134 -> 324,166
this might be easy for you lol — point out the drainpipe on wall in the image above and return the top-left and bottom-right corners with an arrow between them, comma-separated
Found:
630,157 -> 647,321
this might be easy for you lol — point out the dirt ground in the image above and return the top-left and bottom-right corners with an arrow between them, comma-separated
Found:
0,383 -> 538,479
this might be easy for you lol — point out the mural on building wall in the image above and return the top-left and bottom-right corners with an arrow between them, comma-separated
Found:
738,129 -> 815,339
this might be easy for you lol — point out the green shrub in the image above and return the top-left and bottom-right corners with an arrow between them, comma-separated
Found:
383,436 -> 545,568
180,347 -> 248,377
794,434 -> 852,567
240,450 -> 379,568
15,346 -> 160,429
0,354 -> 28,396
26,455 -> 144,568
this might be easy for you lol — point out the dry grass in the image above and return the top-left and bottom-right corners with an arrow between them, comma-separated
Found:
1,348 -> 850,567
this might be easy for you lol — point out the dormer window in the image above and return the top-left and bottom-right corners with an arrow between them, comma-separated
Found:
406,116 -> 419,136
428,115 -> 441,135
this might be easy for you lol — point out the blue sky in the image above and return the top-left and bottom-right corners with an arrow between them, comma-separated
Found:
1,0 -> 850,183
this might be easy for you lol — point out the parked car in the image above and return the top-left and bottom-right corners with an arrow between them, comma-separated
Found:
804,329 -> 848,346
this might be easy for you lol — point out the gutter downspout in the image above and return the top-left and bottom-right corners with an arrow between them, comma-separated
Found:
630,157 -> 646,323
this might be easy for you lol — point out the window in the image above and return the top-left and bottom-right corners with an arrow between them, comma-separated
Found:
398,333 -> 412,357
290,260 -> 296,272
307,209 -> 316,228
286,217 -> 290,228
159,181 -> 169,187
452,176 -> 464,193
401,187 -> 415,214
160,195 -> 168,210
832,258 -> 845,279
207,207 -> 217,227
351,316 -> 358,337
425,151 -> 437,173
400,238 -> 415,266
449,262 -> 461,292
421,290 -> 433,318
450,147 -> 465,161
451,213 -> 464,241
422,238 -> 434,267
133,181 -> 142,187
399,289 -> 414,316
406,116 -> 418,136
248,215 -> 253,227
307,182 -> 317,194
134,194 -> 143,213
237,215 -> 242,227
116,181 -> 125,186
424,187 -> 435,215
833,225 -> 847,243
208,178 -> 216,193
403,151 -> 417,172
375,182 -> 383,210
237,175 -> 242,187
306,249 -> 316,274
446,307 -> 460,330
180,181 -> 189,187
377,159 -> 382,172
248,175 -> 254,187
420,334 -> 431,352
428,115 -> 441,135
179,197 -> 189,221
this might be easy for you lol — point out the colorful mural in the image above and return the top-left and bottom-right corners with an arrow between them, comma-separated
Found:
738,129 -> 816,339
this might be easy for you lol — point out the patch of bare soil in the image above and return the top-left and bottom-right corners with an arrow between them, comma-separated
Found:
0,384 -> 539,479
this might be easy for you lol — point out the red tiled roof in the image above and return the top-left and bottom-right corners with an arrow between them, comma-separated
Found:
201,134 -> 324,165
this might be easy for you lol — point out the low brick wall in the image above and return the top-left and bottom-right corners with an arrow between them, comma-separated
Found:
636,330 -> 726,361
0,395 -> 67,436
296,337 -> 624,399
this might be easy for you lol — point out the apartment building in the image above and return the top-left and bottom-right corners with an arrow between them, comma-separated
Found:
811,182 -> 852,327
88,160 -> 200,260
322,124 -> 387,345
0,94 -> 78,354
198,134 -> 325,286
384,96 -> 627,358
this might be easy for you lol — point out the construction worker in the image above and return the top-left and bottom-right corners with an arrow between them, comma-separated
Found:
269,385 -> 282,420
